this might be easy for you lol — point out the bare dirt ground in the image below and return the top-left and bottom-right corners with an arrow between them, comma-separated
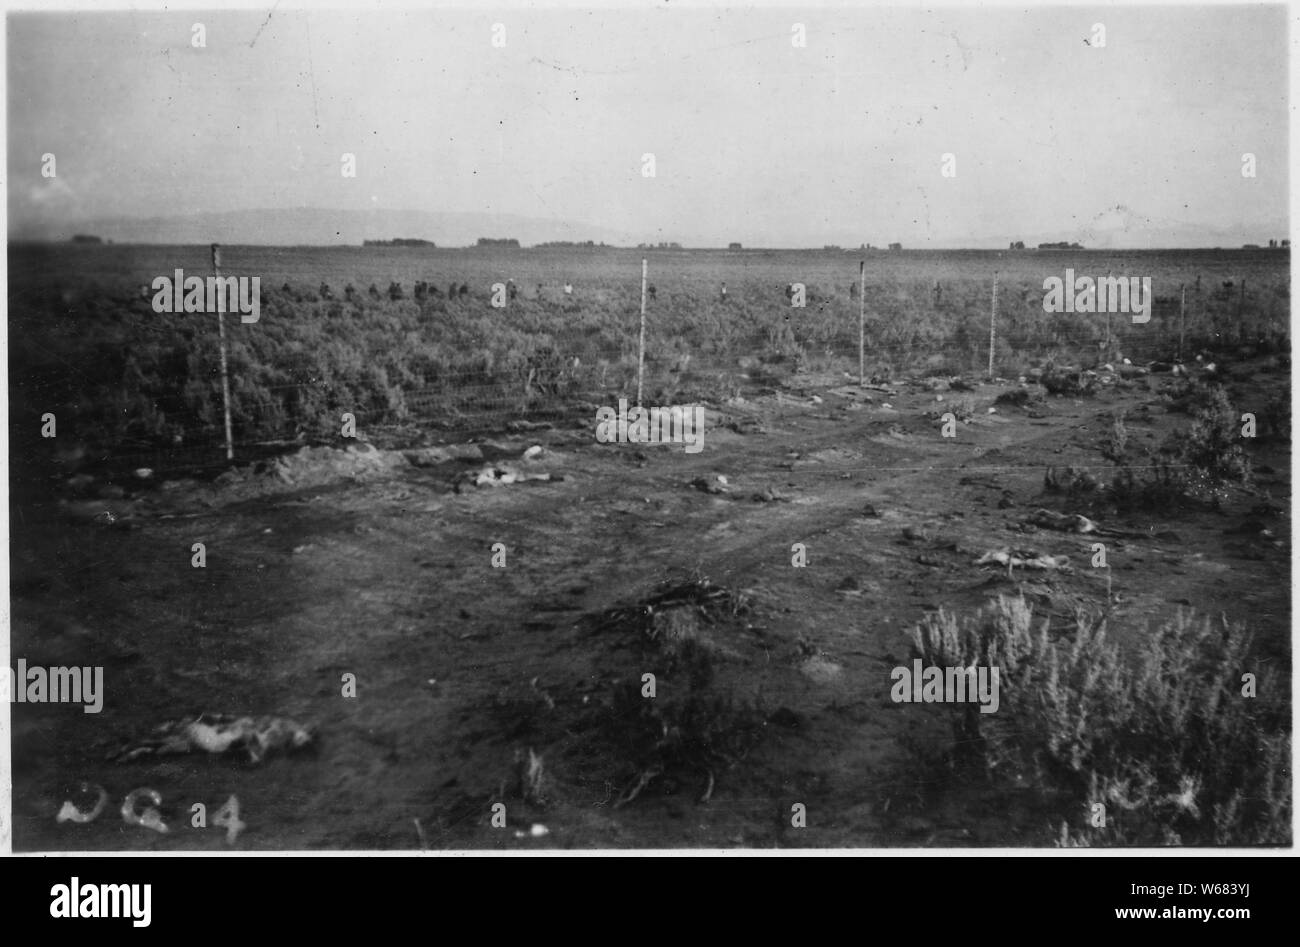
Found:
10,359 -> 1290,849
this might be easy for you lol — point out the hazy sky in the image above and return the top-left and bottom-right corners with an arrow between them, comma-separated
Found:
6,4 -> 1290,247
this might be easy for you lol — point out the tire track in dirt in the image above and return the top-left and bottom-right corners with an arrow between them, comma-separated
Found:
328,391 -> 1111,845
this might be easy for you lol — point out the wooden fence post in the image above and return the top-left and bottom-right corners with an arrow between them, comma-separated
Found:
858,260 -> 866,385
1179,283 -> 1186,361
987,273 -> 998,380
212,243 -> 234,462
637,258 -> 647,408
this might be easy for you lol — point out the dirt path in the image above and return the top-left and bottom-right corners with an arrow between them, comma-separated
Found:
10,364 -> 1289,849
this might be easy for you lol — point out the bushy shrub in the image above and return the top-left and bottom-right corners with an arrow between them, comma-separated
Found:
1101,409 -> 1128,464
1181,386 -> 1250,483
906,596 -> 1289,846
947,395 -> 977,421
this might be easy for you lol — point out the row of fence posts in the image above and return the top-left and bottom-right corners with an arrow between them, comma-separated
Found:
631,262 -> 1193,394
989,272 -> 1191,380
201,253 -> 1201,466
626,259 -> 1001,390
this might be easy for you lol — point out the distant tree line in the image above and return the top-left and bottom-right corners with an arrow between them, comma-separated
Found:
363,238 -> 436,247
477,237 -> 521,248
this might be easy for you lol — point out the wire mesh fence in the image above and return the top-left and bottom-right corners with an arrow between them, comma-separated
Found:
9,253 -> 1289,483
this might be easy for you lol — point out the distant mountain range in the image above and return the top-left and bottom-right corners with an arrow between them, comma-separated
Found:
9,205 -> 1287,250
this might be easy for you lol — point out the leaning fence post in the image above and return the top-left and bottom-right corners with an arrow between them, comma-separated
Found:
212,243 -> 234,462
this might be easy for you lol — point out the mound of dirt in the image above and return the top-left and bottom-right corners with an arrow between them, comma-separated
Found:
994,387 -> 1045,408
402,444 -> 485,466
269,443 -> 408,485
1040,366 -> 1097,396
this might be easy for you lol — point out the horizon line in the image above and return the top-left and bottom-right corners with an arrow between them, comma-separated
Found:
9,237 -> 1291,253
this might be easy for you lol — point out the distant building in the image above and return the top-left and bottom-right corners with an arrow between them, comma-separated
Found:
1242,243 -> 1261,249
888,242 -> 902,251
728,242 -> 743,250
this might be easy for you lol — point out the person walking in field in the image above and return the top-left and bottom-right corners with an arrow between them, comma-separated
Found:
563,282 -> 573,295
720,281 -> 728,303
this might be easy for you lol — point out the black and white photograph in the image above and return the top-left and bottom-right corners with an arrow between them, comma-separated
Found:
3,0 -> 1293,859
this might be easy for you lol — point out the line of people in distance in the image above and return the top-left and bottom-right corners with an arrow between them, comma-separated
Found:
310,279 -> 577,302
303,279 -> 880,305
